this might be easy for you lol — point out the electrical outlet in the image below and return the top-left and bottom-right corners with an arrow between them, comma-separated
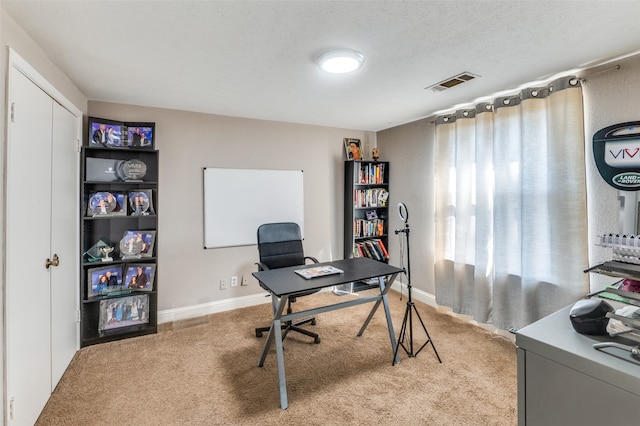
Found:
230,276 -> 238,287
220,279 -> 228,290
241,275 -> 249,286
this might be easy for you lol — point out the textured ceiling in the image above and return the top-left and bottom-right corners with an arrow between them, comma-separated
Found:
3,1 -> 640,131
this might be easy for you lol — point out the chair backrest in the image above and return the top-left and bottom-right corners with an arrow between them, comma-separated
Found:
257,222 -> 305,270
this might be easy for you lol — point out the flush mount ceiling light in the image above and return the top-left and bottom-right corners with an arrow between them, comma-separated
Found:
316,48 -> 364,74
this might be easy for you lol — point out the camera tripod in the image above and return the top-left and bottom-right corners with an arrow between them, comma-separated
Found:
392,203 -> 441,364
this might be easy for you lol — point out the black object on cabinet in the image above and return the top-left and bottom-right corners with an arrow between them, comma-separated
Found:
80,147 -> 158,347
343,160 -> 390,292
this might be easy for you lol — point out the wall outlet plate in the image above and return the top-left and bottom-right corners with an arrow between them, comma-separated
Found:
231,276 -> 238,287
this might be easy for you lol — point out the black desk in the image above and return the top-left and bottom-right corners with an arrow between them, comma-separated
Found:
253,257 -> 403,409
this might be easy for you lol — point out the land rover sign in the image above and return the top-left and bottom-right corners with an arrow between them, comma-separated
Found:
593,121 -> 640,191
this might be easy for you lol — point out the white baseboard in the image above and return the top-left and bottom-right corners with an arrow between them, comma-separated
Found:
389,281 -> 513,341
158,293 -> 270,324
158,283 -> 437,325
158,282 -> 512,343
390,281 -> 438,307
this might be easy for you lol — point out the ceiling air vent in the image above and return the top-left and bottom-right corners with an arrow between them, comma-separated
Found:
425,72 -> 479,92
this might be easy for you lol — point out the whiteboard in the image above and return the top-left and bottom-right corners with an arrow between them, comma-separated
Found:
203,168 -> 304,248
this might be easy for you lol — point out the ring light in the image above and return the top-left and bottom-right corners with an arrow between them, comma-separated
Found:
398,202 -> 408,223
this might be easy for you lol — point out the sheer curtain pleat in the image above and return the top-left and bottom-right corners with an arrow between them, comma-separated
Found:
434,78 -> 588,330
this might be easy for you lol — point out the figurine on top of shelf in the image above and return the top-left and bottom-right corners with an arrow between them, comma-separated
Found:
372,147 -> 380,161
344,138 -> 363,160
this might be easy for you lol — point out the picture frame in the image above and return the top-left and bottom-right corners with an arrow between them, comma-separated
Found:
87,191 -> 127,217
98,294 -> 149,331
119,230 -> 156,259
125,122 -> 155,149
89,117 -> 125,148
128,189 -> 155,216
123,263 -> 156,291
87,117 -> 156,150
344,138 -> 363,161
87,265 -> 123,297
366,210 -> 378,220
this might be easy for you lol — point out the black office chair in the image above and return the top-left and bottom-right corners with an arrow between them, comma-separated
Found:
254,222 -> 321,344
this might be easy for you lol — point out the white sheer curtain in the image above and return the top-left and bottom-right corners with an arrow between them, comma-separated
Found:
434,76 -> 589,330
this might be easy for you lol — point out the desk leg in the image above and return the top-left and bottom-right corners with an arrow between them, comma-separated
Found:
273,317 -> 288,409
381,289 -> 400,365
357,298 -> 381,336
257,294 -> 289,410
357,274 -> 400,365
258,294 -> 287,367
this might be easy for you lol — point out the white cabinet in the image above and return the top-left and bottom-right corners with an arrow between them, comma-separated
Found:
5,57 -> 80,426
516,305 -> 640,425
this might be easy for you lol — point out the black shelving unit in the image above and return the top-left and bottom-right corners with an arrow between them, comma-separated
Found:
342,160 -> 390,293
80,147 -> 158,347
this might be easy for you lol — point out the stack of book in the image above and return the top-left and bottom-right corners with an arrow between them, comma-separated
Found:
353,239 -> 389,261
354,218 -> 385,238
358,163 -> 385,185
354,188 -> 388,207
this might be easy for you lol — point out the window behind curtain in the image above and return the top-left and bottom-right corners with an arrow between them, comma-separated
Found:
434,77 -> 589,330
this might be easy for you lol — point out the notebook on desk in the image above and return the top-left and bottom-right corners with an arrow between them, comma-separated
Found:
294,265 -> 344,280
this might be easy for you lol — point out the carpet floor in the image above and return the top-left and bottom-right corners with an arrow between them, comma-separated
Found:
37,290 -> 517,425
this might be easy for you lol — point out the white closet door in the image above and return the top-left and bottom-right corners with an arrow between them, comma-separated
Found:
6,69 -> 54,426
50,101 -> 79,388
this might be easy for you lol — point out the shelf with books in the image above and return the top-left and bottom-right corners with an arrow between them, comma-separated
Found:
341,160 -> 390,294
353,238 -> 390,262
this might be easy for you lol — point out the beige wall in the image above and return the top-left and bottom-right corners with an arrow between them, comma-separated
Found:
377,52 -> 640,296
88,101 -> 372,312
377,119 -> 436,294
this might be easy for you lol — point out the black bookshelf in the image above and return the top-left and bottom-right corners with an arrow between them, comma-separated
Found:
343,160 -> 390,292
80,147 -> 158,347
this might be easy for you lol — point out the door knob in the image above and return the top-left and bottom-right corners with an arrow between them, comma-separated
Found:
45,253 -> 60,269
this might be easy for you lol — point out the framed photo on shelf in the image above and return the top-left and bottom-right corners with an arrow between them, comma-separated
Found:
98,294 -> 149,331
87,265 -> 123,297
125,122 -> 155,149
89,117 -> 124,148
87,191 -> 127,217
344,138 -> 363,161
128,190 -> 155,216
87,117 -> 156,150
123,263 -> 156,291
119,230 -> 156,259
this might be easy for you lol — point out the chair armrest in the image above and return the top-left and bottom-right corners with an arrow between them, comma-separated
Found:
304,256 -> 319,264
255,261 -> 270,271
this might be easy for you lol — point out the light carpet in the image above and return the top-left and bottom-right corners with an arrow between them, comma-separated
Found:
36,290 -> 517,425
